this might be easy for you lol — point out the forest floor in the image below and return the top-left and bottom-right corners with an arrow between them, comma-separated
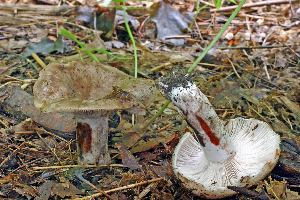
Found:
0,0 -> 300,199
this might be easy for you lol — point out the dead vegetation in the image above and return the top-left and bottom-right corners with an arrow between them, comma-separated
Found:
0,0 -> 300,199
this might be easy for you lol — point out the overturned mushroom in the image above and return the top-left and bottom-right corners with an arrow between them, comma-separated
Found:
156,75 -> 280,199
34,61 -> 155,165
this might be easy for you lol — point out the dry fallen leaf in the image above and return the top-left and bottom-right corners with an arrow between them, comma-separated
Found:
150,1 -> 193,45
116,143 -> 140,170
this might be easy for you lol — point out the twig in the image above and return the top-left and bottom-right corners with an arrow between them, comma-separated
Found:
0,148 -> 19,168
227,57 -> 241,79
0,142 -> 28,168
93,10 -> 106,50
0,61 -> 19,75
14,131 -> 35,134
235,63 -> 283,90
218,44 -> 299,49
35,129 -> 62,165
150,62 -> 171,72
33,126 -> 75,164
222,53 -> 241,79
75,169 -> 115,200
0,143 -> 35,159
198,0 -> 214,7
211,0 -> 298,12
245,16 -> 256,46
253,70 -> 261,89
278,21 -> 300,27
31,53 -> 46,68
137,15 -> 149,36
261,56 -> 271,80
236,13 -> 277,21
247,102 -> 268,122
277,40 -> 300,58
32,164 -> 124,170
155,122 -> 174,132
34,127 -> 70,144
73,178 -> 164,200
262,31 -> 275,46
11,157 -> 50,173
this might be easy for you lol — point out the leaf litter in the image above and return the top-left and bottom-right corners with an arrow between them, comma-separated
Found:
0,0 -> 300,199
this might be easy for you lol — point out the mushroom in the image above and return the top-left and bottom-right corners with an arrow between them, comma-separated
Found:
33,61 -> 155,165
156,74 -> 280,199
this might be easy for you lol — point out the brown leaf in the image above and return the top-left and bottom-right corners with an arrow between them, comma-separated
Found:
150,1 -> 194,45
35,181 -> 57,200
115,143 -> 140,170
150,165 -> 168,178
51,182 -> 82,198
15,182 -> 39,197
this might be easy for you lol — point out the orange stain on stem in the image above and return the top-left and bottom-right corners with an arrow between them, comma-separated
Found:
195,115 -> 220,146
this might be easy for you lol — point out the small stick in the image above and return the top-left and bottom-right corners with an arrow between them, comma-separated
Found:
165,35 -> 191,39
198,0 -> 214,7
73,178 -> 164,200
14,131 -> 36,135
0,143 -> 35,159
211,0 -> 298,12
31,53 -> 46,68
0,148 -> 19,168
150,62 -> 171,72
35,129 -> 62,165
247,102 -> 268,122
245,16 -> 256,46
277,40 -> 300,58
0,142 -> 27,168
137,15 -> 149,36
218,44 -> 299,49
261,56 -> 271,80
222,53 -> 240,79
155,122 -> 174,132
262,31 -> 275,46
75,169 -> 115,200
34,127 -> 70,144
32,164 -> 124,170
236,13 -> 277,21
11,157 -> 49,173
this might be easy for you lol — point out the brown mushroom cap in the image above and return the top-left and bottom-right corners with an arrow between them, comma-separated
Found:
33,61 -> 155,115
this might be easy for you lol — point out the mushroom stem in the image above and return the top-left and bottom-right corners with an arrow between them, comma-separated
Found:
75,111 -> 111,165
157,77 -> 236,162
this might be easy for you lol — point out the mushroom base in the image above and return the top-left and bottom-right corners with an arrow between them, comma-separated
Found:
76,113 -> 111,165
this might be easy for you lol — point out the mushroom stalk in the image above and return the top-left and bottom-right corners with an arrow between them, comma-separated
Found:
158,78 -> 236,162
75,112 -> 111,165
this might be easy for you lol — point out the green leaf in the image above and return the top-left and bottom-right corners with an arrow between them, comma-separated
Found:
83,49 -> 100,62
112,0 -> 146,3
215,0 -> 222,9
126,7 -> 147,10
60,28 -> 85,48
64,167 -> 81,181
90,48 -> 132,59
229,0 -> 237,4
112,4 -> 124,10
197,4 -> 208,12
111,0 -> 123,4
